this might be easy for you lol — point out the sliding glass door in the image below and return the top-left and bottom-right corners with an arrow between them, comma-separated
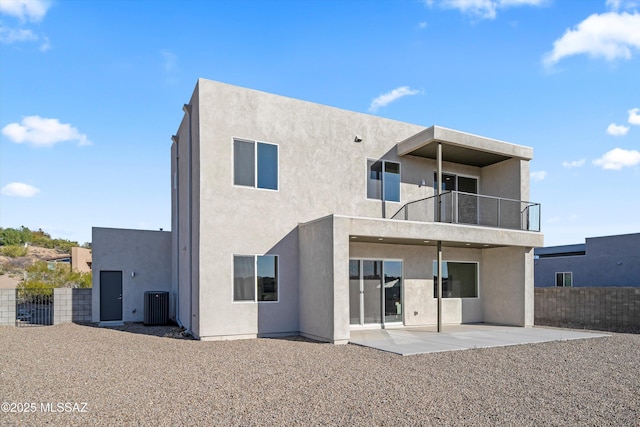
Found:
349,259 -> 402,326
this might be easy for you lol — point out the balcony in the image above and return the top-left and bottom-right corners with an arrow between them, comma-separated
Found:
390,191 -> 541,232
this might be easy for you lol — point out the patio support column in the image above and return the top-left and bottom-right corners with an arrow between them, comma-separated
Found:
437,142 -> 442,333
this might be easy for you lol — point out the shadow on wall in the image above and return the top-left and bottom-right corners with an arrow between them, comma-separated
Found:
258,227 -> 300,335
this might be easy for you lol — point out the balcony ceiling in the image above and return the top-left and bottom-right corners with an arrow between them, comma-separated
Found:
397,126 -> 533,167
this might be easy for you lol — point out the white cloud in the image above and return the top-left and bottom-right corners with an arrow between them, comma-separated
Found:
2,116 -> 91,147
530,170 -> 547,181
562,159 -> 585,168
629,108 -> 640,125
0,26 -> 36,43
606,0 -> 639,11
1,182 -> 40,197
543,12 -> 640,67
418,21 -> 428,29
593,148 -> 640,170
426,0 -> 546,20
0,0 -> 51,49
369,86 -> 421,112
0,0 -> 51,22
607,123 -> 630,136
606,0 -> 621,9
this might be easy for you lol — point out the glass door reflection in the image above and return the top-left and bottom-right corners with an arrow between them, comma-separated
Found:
349,259 -> 402,327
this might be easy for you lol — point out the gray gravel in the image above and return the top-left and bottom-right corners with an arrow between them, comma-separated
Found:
1,323 -> 638,426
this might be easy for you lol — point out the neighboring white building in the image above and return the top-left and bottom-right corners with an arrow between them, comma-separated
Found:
94,78 -> 544,343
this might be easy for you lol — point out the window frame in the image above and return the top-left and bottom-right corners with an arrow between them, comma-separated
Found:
366,158 -> 401,203
232,138 -> 279,191
433,171 -> 480,193
555,271 -> 572,287
232,254 -> 279,303
432,260 -> 480,299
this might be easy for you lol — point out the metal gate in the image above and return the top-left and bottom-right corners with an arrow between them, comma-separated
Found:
16,286 -> 54,326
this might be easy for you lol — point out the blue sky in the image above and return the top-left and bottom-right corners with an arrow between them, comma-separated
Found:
1,0 -> 639,247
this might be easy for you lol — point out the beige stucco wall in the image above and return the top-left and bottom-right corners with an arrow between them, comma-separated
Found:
91,227 -> 171,323
481,246 -> 534,326
71,247 -> 92,273
177,78 -> 540,340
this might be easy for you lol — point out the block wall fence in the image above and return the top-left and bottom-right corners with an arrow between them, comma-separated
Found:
0,288 -> 92,326
535,287 -> 640,331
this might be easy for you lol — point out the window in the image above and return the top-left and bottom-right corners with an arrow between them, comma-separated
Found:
555,272 -> 572,287
233,139 -> 278,190
433,261 -> 478,298
367,160 -> 400,202
233,255 -> 278,302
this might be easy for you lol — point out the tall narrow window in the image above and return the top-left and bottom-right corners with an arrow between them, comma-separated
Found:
233,255 -> 279,302
367,160 -> 400,202
234,140 -> 255,187
233,139 -> 278,190
257,142 -> 278,190
233,256 -> 255,302
257,255 -> 278,301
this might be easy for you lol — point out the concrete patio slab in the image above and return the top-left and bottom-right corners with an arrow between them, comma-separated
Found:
349,324 -> 609,356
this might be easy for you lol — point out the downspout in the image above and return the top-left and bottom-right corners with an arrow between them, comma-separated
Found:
171,134 -> 180,327
436,142 -> 443,333
182,103 -> 193,335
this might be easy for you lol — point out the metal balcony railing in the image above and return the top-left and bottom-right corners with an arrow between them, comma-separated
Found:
390,191 -> 541,232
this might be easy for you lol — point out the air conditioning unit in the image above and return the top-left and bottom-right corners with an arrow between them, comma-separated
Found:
144,291 -> 169,325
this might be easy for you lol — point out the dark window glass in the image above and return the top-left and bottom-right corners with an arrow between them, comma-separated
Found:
233,256 -> 255,301
434,172 -> 457,191
384,162 -> 400,202
367,160 -> 382,199
383,260 -> 402,322
257,142 -> 278,190
433,261 -> 478,298
257,255 -> 278,301
234,140 -> 255,187
556,272 -> 572,287
368,160 -> 400,202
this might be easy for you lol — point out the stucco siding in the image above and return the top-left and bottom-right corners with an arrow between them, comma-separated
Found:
481,246 -> 531,326
91,227 -> 171,323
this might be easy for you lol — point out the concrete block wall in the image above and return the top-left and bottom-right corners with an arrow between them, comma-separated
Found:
71,288 -> 92,322
0,289 -> 16,326
535,287 -> 640,330
54,288 -> 92,324
53,288 -> 72,324
1,288 -> 92,326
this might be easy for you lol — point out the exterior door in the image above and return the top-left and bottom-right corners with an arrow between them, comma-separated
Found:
349,259 -> 402,326
434,173 -> 478,224
100,271 -> 122,321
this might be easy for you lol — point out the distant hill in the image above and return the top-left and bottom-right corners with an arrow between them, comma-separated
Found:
0,227 -> 91,290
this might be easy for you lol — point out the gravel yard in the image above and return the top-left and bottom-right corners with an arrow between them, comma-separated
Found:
1,323 -> 638,426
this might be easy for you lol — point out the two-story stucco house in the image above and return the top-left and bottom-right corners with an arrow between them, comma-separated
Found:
93,78 -> 544,343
